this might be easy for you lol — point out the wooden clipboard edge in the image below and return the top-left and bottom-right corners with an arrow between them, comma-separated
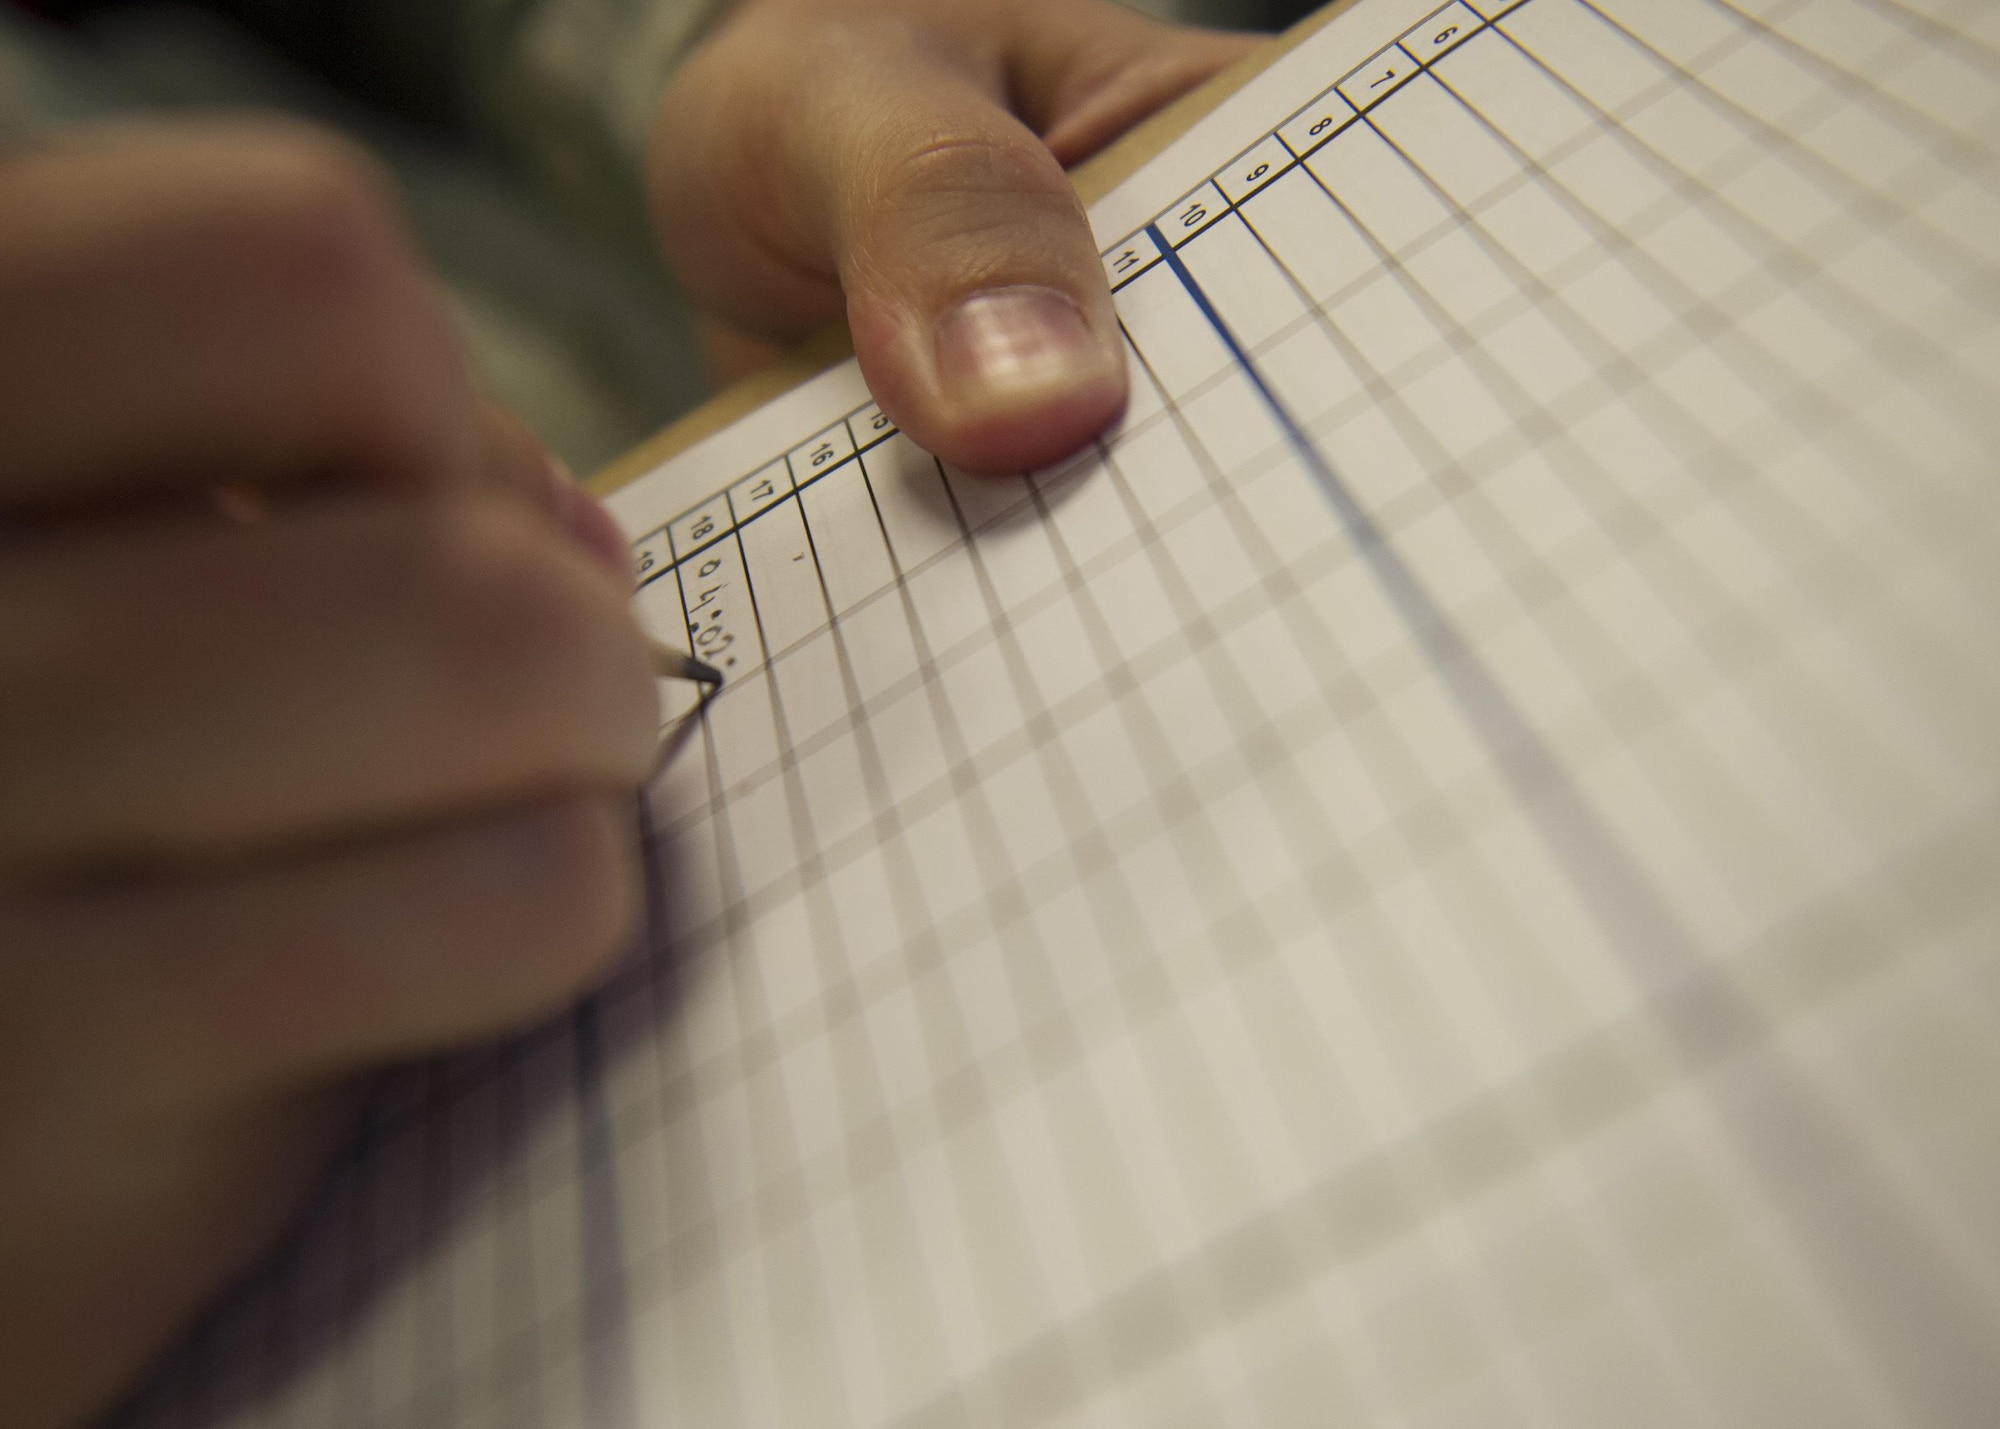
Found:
589,324 -> 854,496
589,0 -> 1361,499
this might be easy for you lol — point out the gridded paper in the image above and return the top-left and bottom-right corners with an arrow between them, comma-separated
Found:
125,0 -> 2000,1425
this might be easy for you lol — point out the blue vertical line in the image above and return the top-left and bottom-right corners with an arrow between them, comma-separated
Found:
1143,218 -> 1995,1418
1144,222 -> 1706,988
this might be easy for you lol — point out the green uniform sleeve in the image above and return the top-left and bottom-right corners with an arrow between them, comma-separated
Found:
455,0 -> 730,239
184,0 -> 726,242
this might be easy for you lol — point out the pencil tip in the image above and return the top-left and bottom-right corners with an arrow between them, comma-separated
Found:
649,637 -> 727,687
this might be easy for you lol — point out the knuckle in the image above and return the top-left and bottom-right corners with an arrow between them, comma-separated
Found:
860,131 -> 1087,288
877,131 -> 1067,215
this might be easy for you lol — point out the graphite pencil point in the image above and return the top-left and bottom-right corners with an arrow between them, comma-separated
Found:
648,638 -> 725,687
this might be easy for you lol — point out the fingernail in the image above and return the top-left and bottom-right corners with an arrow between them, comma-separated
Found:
935,286 -> 1106,403
545,455 -> 633,584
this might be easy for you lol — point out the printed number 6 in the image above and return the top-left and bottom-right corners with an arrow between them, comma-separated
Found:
1433,24 -> 1458,44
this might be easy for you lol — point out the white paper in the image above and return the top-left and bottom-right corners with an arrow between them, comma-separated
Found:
132,2 -> 2000,1425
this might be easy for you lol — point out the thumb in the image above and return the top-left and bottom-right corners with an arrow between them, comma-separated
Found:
844,118 -> 1127,473
810,31 -> 1131,474
655,6 -> 1134,474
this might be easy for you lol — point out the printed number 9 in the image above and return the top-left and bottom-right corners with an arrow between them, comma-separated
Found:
1244,162 -> 1270,184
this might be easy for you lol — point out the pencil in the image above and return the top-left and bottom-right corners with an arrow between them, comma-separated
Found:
649,637 -> 725,687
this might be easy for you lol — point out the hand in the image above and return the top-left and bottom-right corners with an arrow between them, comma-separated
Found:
0,121 -> 657,1428
652,0 -> 1259,472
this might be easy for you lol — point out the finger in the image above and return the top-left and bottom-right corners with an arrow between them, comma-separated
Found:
0,497 -> 657,874
654,1 -> 1255,475
1,793 -> 639,1102
806,37 -> 1128,475
658,9 -> 1123,473
0,119 -> 482,509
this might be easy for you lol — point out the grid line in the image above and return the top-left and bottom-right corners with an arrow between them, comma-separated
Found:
123,1 -> 2000,1424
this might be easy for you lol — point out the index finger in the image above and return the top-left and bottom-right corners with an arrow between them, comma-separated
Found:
0,121 -> 482,511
